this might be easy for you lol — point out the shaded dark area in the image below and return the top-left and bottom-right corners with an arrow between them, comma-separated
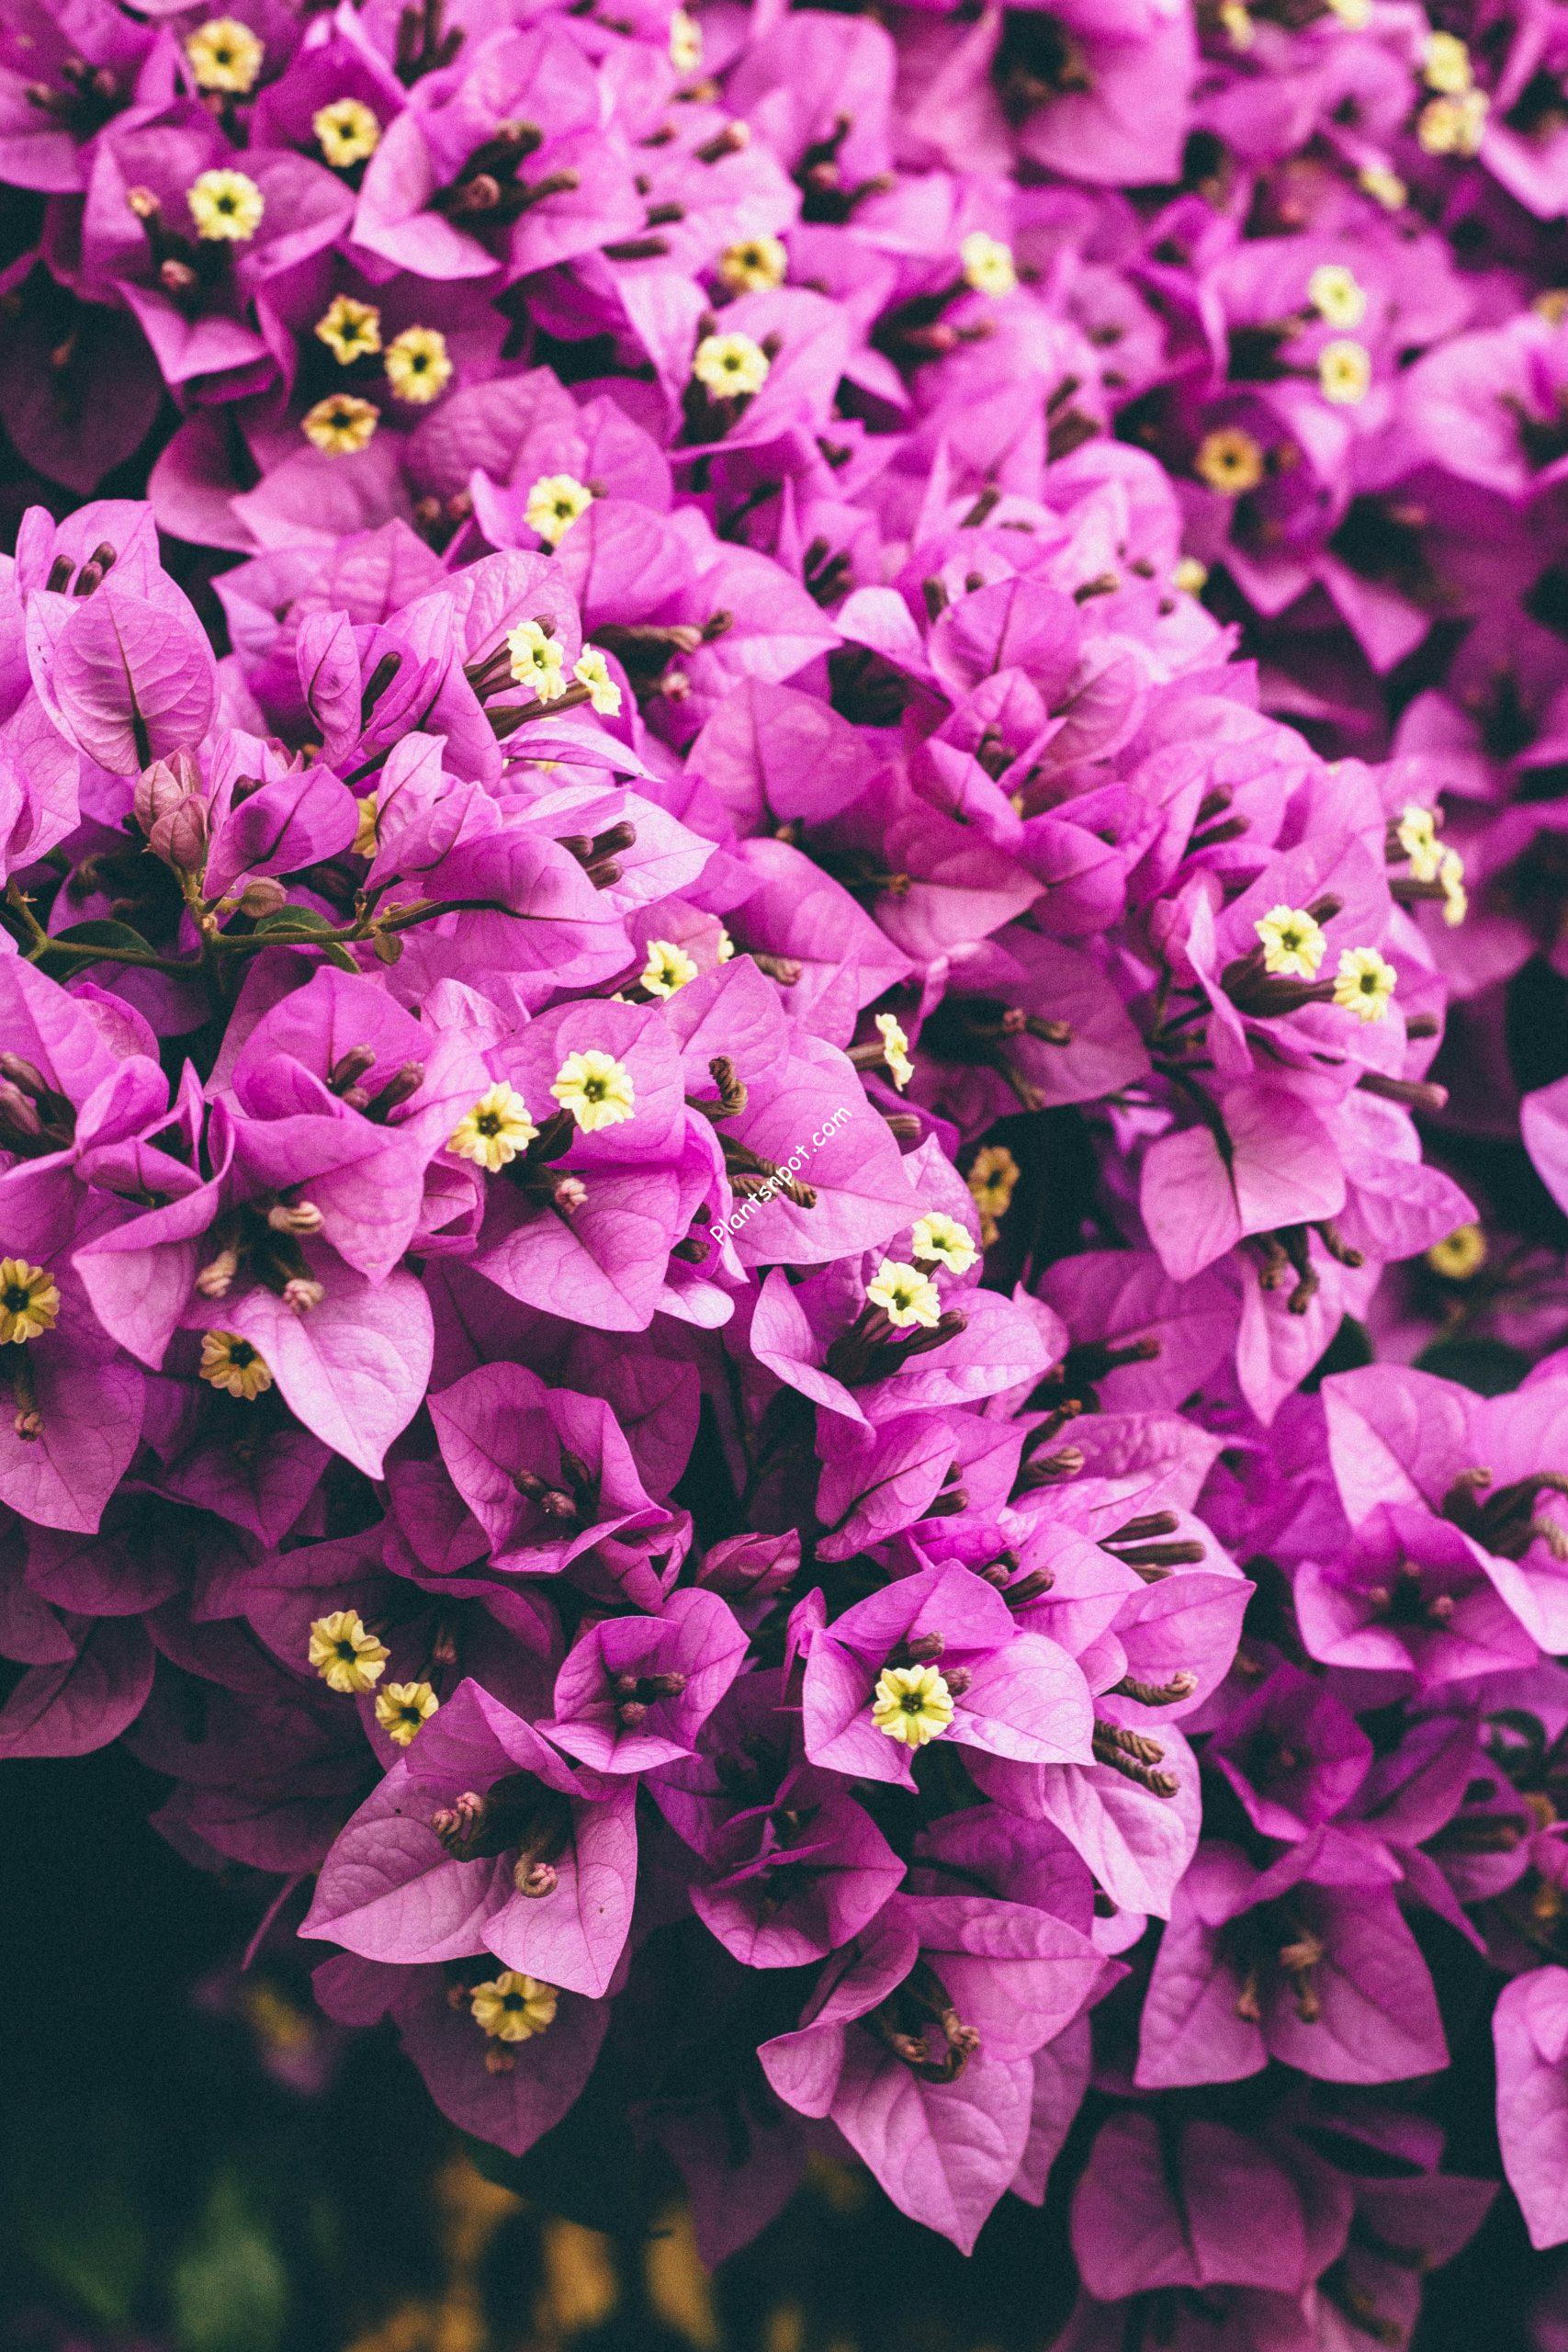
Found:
0,1741 -> 1549,2352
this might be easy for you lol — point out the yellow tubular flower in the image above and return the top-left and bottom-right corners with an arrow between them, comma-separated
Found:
640,940 -> 699,997
1423,30 -> 1473,91
308,1608 -> 389,1694
1396,803 -> 1441,881
1254,904 -> 1327,979
1307,264 -> 1367,329
1195,426 -> 1265,495
1427,1223 -> 1486,1281
1359,164 -> 1408,210
470,1972 -> 558,2041
198,1330 -> 272,1399
447,1082 -> 539,1171
875,1012 -> 914,1091
551,1049 -> 637,1131
525,472 -> 593,545
966,1143 -> 1020,1248
865,1258 -> 942,1329
1173,556 -> 1209,595
315,293 -> 382,365
0,1259 -> 59,1345
1439,846 -> 1467,926
302,394 -> 378,455
718,236 -> 787,293
1325,0 -> 1370,20
692,331 -> 770,398
670,7 -> 704,71
910,1212 -> 978,1276
186,17 -> 265,93
1333,945 -> 1398,1023
572,648 -> 622,714
375,1680 -> 440,1746
505,619 -> 567,700
1318,339 -> 1372,405
1218,0 -> 1254,48
314,97 -> 381,168
187,167 -> 265,241
872,1663 -> 954,1748
353,794 -> 379,858
1417,91 -> 1489,154
959,230 -> 1018,296
384,325 -> 452,403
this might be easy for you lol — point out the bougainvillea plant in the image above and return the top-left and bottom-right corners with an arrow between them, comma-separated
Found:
4,0 -> 1568,2328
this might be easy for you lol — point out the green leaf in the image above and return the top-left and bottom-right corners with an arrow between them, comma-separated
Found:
243,906 -> 358,970
37,918 -> 158,972
1414,1337 -> 1531,1396
170,2169 -> 289,2352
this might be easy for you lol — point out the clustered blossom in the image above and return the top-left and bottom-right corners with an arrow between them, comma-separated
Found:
4,0 -> 1568,2323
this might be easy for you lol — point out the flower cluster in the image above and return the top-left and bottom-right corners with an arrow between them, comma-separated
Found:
3,0 -> 1568,2323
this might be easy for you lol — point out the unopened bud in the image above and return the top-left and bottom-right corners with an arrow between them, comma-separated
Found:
239,877 -> 288,918
195,1248 -> 240,1298
267,1201 -> 323,1236
282,1277 -> 326,1315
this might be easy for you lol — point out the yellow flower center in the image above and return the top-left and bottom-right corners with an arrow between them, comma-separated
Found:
505,620 -> 567,699
187,168 -> 265,242
0,1259 -> 60,1346
1423,30 -> 1473,93
524,472 -> 593,546
1359,164 -> 1407,210
313,97 -> 381,168
874,1012 -> 914,1091
384,325 -> 452,404
1218,0 -> 1254,48
1254,903 -> 1327,979
375,1680 -> 440,1746
718,236 -> 788,293
1438,847 -> 1467,927
1173,556 -> 1209,596
353,794 -> 379,858
966,1144 -> 1019,1246
1307,265 -> 1367,330
670,8 -> 704,70
640,940 -> 698,997
308,1609 -> 389,1694
959,231 -> 1018,297
910,1214 -> 978,1276
186,17 -> 264,94
1195,426 -> 1265,495
198,1329 -> 273,1399
692,331 -> 770,398
470,1971 -> 558,2041
1332,945 -> 1397,1023
1417,91 -> 1489,155
1317,339 -> 1371,406
1426,1224 -> 1487,1281
551,1049 -> 637,1132
448,1083 -> 539,1171
865,1258 -> 942,1329
1396,803 -> 1441,881
872,1663 -> 954,1748
572,648 -> 623,715
315,294 -> 382,366
302,394 -> 378,456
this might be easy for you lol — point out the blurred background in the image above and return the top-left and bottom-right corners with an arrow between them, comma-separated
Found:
3,1744 -> 1555,2352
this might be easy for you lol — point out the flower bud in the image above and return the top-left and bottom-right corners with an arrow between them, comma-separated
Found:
136,753 -> 209,875
239,876 -> 288,917
694,1529 -> 800,1599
